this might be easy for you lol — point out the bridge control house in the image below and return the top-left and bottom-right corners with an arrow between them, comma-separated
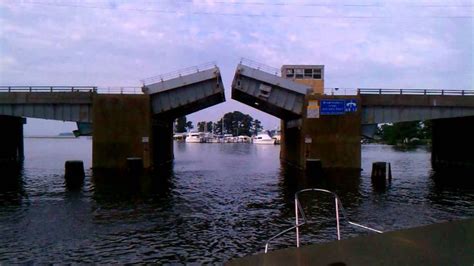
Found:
280,64 -> 362,173
232,63 -> 362,172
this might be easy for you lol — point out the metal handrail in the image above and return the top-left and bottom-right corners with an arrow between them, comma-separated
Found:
358,88 -> 474,96
96,87 -> 143,94
239,58 -> 280,76
264,188 -> 382,253
0,86 -> 97,92
141,62 -> 218,85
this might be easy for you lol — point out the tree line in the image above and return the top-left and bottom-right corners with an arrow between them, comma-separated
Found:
174,111 -> 264,136
376,121 -> 432,145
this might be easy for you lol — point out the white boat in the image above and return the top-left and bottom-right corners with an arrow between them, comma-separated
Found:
185,132 -> 204,143
272,134 -> 281,145
253,133 -> 276,145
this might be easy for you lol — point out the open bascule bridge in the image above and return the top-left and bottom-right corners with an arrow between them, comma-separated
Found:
1,60 -> 473,176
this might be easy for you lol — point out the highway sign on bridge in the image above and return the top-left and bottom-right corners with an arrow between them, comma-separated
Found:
320,99 -> 357,115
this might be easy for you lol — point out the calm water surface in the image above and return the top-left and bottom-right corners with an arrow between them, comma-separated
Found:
0,138 -> 473,263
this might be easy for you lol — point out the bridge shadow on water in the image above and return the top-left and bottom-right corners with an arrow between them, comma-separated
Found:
90,164 -> 175,205
278,164 -> 362,200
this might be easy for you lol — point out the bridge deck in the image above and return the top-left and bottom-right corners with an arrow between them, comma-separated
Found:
143,66 -> 225,118
360,93 -> 474,124
231,63 -> 310,120
228,218 -> 474,265
0,90 -> 94,122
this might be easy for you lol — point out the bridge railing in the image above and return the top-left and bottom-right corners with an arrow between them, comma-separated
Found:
358,88 -> 474,96
0,86 -> 145,94
0,86 -> 97,92
96,87 -> 143,94
239,58 -> 281,76
140,62 -> 218,85
324,88 -> 359,95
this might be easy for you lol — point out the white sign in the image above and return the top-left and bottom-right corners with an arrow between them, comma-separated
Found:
307,100 -> 320,118
142,137 -> 149,143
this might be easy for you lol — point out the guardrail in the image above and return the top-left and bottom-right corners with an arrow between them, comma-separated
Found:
358,88 -> 474,96
324,88 -> 359,95
239,58 -> 280,76
0,86 -> 97,92
96,87 -> 143,94
0,86 -> 145,94
141,62 -> 218,85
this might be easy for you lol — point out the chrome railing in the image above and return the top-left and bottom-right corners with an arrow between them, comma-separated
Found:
264,188 -> 382,253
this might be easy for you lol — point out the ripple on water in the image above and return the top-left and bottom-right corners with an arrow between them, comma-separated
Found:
0,141 -> 473,263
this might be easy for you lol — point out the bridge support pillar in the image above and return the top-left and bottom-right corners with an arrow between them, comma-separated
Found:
92,95 -> 153,172
0,115 -> 25,164
281,95 -> 362,174
432,116 -> 474,172
151,118 -> 174,166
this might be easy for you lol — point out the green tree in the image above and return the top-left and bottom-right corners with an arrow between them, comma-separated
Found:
175,116 -> 187,133
222,111 -> 253,136
186,121 -> 194,131
197,121 -> 206,132
206,121 -> 213,132
378,121 -> 426,145
252,119 -> 263,135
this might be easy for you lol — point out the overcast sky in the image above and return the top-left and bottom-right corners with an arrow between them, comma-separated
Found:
0,0 -> 472,135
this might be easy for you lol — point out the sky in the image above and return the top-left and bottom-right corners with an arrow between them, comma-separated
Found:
0,0 -> 473,135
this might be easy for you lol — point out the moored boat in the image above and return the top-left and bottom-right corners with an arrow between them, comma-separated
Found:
185,132 -> 205,143
253,133 -> 275,145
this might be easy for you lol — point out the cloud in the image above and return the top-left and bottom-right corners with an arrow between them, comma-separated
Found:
0,0 -> 472,134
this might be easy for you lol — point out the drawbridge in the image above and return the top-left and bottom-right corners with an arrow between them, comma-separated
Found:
231,62 -> 311,120
142,64 -> 225,119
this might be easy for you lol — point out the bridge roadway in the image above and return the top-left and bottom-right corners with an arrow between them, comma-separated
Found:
360,88 -> 474,124
0,86 -> 96,123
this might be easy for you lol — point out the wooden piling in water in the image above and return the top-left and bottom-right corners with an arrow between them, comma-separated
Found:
371,162 -> 392,183
65,160 -> 85,188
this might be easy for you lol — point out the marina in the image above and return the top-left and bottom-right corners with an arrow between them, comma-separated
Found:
175,131 -> 276,144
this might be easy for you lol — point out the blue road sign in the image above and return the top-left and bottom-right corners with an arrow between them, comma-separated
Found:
345,99 -> 357,112
320,100 -> 346,115
320,99 -> 358,115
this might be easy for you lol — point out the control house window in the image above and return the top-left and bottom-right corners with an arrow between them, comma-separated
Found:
284,67 -> 323,80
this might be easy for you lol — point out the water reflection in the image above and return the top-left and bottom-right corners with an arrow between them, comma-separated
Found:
91,164 -> 174,205
1,141 -> 473,263
0,163 -> 25,206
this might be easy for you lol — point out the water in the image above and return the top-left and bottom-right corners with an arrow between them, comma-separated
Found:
0,139 -> 473,263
